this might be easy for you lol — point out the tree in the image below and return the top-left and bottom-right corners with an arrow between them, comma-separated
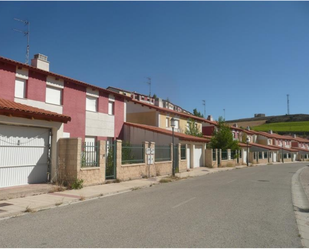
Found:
209,116 -> 239,151
185,118 -> 203,137
152,94 -> 157,99
193,108 -> 204,118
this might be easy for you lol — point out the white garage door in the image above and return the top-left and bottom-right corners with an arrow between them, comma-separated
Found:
0,124 -> 50,188
193,146 -> 203,168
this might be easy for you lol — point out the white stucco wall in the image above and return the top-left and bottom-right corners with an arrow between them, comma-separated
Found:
85,111 -> 114,137
126,101 -> 154,114
14,98 -> 63,114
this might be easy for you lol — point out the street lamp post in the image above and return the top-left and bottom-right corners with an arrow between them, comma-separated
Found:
171,117 -> 176,176
282,143 -> 284,163
246,137 -> 249,166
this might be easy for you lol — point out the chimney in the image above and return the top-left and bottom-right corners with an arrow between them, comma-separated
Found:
246,126 -> 250,130
31,54 -> 50,71
269,130 -> 273,134
293,134 -> 297,138
207,115 -> 213,121
233,123 -> 238,128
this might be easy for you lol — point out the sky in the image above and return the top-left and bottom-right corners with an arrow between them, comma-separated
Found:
0,1 -> 309,121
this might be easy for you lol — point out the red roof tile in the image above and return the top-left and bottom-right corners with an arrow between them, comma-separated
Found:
249,142 -> 278,151
0,98 -> 71,123
124,122 -> 210,143
0,56 -> 126,101
269,145 -> 298,152
292,147 -> 309,152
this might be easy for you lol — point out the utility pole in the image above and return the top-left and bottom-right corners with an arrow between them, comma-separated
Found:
13,18 -> 30,65
287,94 -> 290,115
223,108 -> 225,120
146,77 -> 151,97
202,100 -> 206,118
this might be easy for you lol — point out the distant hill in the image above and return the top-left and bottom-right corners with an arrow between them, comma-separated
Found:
253,121 -> 309,135
226,114 -> 309,129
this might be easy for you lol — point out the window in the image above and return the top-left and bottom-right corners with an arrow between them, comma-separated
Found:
264,152 -> 267,159
181,145 -> 186,160
174,120 -> 179,129
86,96 -> 97,112
166,118 -> 169,128
46,86 -> 62,105
108,101 -> 114,115
15,78 -> 26,98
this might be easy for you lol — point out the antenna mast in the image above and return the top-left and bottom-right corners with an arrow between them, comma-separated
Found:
287,94 -> 290,115
146,77 -> 151,97
202,100 -> 206,118
13,18 -> 30,64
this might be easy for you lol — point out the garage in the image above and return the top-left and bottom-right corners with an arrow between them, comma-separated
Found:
0,98 -> 71,188
0,124 -> 50,188
193,145 -> 203,168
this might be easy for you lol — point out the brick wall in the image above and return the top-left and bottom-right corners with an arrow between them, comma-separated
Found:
57,138 -> 105,186
116,140 -> 186,181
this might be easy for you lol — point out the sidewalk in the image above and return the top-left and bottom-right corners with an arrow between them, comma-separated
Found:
0,164 -> 260,220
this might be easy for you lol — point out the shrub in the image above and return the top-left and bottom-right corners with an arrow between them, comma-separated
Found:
71,179 -> 84,189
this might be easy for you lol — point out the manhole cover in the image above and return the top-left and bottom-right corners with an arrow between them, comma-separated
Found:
258,180 -> 269,182
0,203 -> 12,207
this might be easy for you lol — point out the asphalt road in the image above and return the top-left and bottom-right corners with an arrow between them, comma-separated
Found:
0,163 -> 305,247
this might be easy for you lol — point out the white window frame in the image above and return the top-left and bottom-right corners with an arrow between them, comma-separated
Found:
86,96 -> 98,112
174,120 -> 179,129
14,78 -> 26,99
166,117 -> 169,128
46,86 -> 62,106
108,101 -> 114,115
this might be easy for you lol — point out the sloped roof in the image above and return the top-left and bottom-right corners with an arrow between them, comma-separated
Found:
124,122 -> 210,143
128,98 -> 217,125
249,142 -> 278,151
284,135 -> 309,143
256,131 -> 292,140
269,145 -> 298,152
0,98 -> 71,123
292,147 -> 309,152
0,56 -> 126,100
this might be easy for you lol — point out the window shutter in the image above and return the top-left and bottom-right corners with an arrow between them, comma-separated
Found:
46,86 -> 62,105
86,96 -> 97,112
15,78 -> 26,98
108,101 -> 114,115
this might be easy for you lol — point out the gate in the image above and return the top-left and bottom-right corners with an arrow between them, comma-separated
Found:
106,141 -> 116,179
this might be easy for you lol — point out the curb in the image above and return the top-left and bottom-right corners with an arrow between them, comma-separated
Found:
0,162 -> 297,221
292,166 -> 309,248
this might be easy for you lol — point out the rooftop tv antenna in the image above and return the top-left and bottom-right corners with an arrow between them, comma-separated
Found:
146,77 -> 151,97
202,100 -> 206,117
13,18 -> 30,64
287,94 -> 290,115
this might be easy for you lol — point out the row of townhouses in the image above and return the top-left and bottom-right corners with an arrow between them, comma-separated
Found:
1,54 -> 309,189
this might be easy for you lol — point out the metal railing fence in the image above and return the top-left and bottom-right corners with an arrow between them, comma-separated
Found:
122,143 -> 144,164
81,142 -> 99,167
155,145 -> 171,162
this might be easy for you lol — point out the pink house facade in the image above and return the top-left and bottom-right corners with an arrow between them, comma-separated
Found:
0,54 -> 125,142
0,54 -> 126,187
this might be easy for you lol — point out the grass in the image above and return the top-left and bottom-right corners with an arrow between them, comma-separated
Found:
253,121 -> 309,133
24,206 -> 35,213
159,176 -> 181,183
